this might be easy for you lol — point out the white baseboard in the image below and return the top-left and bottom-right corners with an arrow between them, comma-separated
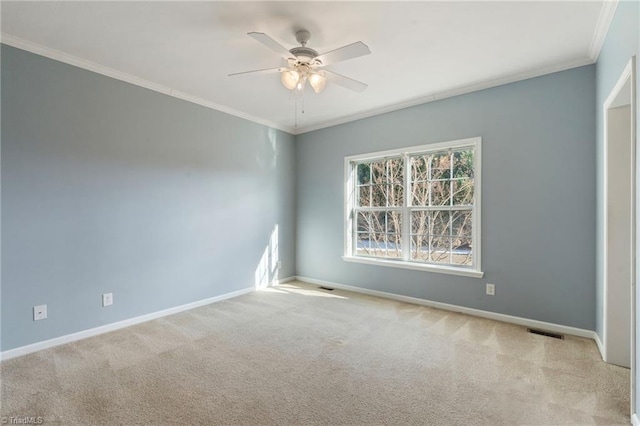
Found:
295,276 -> 597,341
2,275 -> 599,361
632,413 -> 640,426
0,286 -> 255,361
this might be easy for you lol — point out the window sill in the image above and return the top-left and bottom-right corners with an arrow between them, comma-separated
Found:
342,256 -> 485,278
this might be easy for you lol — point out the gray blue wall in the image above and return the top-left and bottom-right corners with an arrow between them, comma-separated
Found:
296,65 -> 596,330
1,45 -> 296,351
593,0 -> 640,413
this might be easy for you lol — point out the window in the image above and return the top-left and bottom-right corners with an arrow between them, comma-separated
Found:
344,137 -> 482,278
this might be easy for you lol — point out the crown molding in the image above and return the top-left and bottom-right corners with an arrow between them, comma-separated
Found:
0,30 -> 601,137
0,33 -> 296,135
588,0 -> 619,61
294,57 -> 594,135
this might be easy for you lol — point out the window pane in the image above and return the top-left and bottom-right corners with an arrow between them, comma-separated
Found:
411,156 -> 429,183
387,233 -> 402,258
388,158 -> 404,184
453,150 -> 474,179
430,181 -> 451,206
431,211 -> 450,236
452,237 -> 472,265
370,234 -> 387,257
357,212 -> 371,233
430,152 -> 451,180
453,179 -> 474,206
356,212 -> 402,259
370,212 -> 386,234
371,184 -> 387,207
371,161 -> 386,184
452,211 -> 472,238
387,211 -> 402,234
411,181 -> 429,206
411,211 -> 429,235
356,233 -> 372,256
368,185 -> 404,207
357,185 -> 371,207
430,236 -> 451,264
387,184 -> 404,207
411,234 -> 430,261
357,163 -> 371,185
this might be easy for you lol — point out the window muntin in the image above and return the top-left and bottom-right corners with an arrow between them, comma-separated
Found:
345,138 -> 481,274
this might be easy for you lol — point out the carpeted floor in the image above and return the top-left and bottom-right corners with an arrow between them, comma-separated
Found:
1,281 -> 630,425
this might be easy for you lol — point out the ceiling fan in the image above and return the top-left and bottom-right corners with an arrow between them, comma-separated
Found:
229,30 -> 371,94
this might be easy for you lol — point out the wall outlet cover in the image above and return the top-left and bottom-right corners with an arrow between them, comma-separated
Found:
34,304 -> 47,321
102,293 -> 113,307
486,283 -> 496,296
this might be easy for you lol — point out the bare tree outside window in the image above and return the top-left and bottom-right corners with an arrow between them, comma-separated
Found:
355,158 -> 404,258
409,150 -> 473,265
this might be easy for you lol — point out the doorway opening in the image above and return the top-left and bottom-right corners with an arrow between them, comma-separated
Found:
602,57 -> 636,417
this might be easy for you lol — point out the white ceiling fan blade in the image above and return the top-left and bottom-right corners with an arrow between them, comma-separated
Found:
228,67 -> 285,77
248,32 -> 294,60
315,41 -> 371,66
323,70 -> 368,93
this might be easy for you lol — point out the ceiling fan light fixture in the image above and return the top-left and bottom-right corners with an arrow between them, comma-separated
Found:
281,69 -> 300,90
309,72 -> 327,94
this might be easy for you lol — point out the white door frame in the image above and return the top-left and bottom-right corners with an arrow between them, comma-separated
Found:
602,56 -> 637,416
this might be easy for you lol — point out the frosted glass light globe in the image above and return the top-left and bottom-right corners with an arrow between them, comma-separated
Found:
281,70 -> 300,90
309,72 -> 327,94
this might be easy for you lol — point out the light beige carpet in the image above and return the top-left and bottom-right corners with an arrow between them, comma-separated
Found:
1,281 -> 630,425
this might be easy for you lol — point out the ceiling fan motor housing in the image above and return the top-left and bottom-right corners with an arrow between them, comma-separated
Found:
289,46 -> 320,64
290,30 -> 320,64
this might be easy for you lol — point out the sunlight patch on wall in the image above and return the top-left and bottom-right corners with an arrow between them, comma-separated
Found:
255,225 -> 279,289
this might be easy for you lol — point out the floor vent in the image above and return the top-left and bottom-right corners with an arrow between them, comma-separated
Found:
319,286 -> 335,291
527,328 -> 564,340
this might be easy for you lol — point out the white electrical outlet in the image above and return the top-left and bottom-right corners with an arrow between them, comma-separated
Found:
276,261 -> 282,269
486,283 -> 496,296
34,304 -> 47,321
102,293 -> 113,307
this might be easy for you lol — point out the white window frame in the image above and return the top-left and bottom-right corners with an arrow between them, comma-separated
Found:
343,137 -> 483,278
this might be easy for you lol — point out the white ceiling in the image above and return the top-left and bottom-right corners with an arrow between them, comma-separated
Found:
1,1 -> 614,134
